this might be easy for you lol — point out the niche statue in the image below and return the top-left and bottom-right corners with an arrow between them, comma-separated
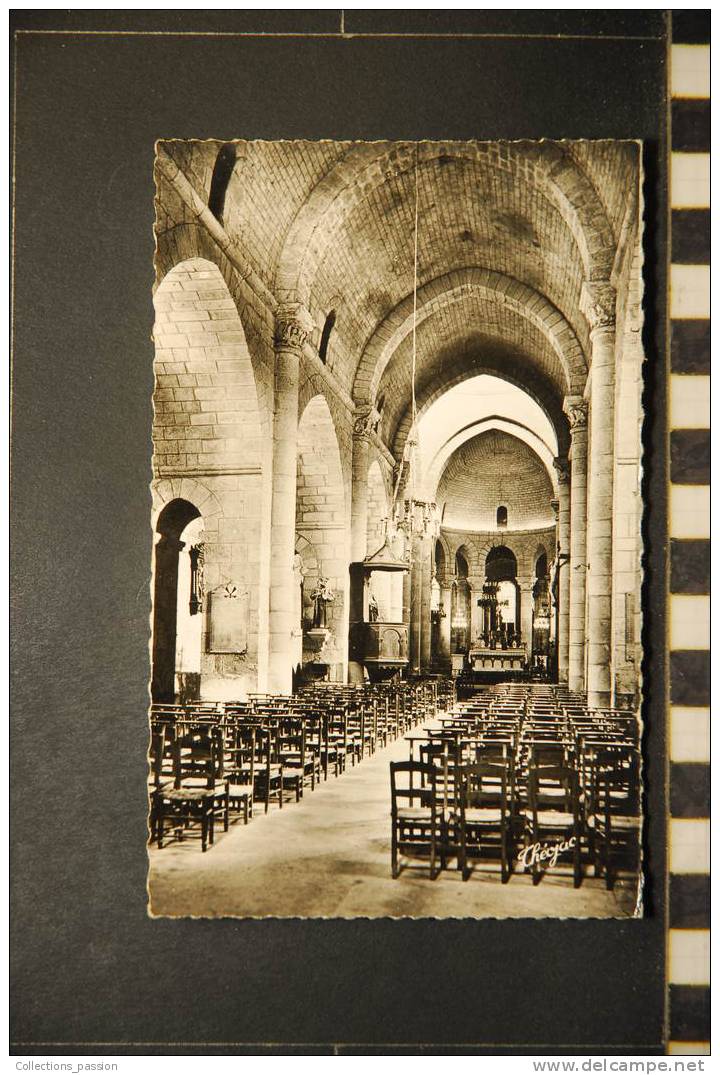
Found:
309,577 -> 334,629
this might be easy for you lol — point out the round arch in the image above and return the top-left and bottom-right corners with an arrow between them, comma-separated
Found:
151,497 -> 202,703
485,544 -> 519,581
392,350 -> 571,460
153,257 -> 264,474
151,476 -> 222,530
353,268 -> 587,406
296,394 -> 349,677
366,457 -> 388,558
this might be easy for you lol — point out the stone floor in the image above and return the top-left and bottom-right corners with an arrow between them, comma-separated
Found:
148,723 -> 640,919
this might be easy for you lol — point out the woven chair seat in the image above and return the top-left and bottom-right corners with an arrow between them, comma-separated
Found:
397,806 -> 436,821
160,787 -> 214,803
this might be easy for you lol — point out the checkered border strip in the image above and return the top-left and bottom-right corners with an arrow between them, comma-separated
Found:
666,11 -> 710,1057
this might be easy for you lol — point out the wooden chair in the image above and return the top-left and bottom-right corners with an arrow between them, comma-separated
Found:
253,725 -> 284,814
524,752 -> 582,888
455,757 -> 514,882
308,712 -> 346,780
588,748 -> 641,890
151,728 -> 228,852
280,718 -> 321,802
222,723 -> 255,825
390,760 -> 444,880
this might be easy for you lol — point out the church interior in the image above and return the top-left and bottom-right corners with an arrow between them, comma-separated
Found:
148,139 -> 644,918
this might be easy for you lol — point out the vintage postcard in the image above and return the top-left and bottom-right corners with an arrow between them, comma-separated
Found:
147,138 -> 644,920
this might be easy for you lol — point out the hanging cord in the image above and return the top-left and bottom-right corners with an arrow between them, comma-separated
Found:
391,145 -> 421,511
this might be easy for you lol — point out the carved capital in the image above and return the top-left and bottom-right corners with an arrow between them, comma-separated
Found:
353,406 -> 381,438
274,304 -> 313,353
553,456 -> 570,484
580,281 -> 616,332
563,395 -> 589,434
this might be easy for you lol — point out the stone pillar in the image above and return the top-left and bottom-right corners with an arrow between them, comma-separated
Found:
467,575 -> 484,646
349,407 -> 380,563
409,530 -> 433,671
581,281 -> 617,709
267,305 -> 312,694
151,533 -> 185,703
420,541 -> 433,670
517,574 -> 534,662
439,578 -> 453,666
554,457 -> 571,684
564,397 -> 589,693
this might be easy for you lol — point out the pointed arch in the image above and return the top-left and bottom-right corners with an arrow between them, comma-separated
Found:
276,140 -> 615,307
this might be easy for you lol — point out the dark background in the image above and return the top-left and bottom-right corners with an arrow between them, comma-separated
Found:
10,9 -> 669,1054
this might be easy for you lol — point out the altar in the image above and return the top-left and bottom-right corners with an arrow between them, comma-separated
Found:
468,643 -> 527,673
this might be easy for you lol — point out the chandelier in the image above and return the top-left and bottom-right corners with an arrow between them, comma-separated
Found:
477,579 -> 509,611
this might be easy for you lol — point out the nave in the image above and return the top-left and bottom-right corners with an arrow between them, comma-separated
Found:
149,138 -> 645,917
148,679 -> 640,918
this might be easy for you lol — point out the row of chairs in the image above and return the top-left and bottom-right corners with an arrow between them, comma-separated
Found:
391,684 -> 641,888
148,677 -> 453,851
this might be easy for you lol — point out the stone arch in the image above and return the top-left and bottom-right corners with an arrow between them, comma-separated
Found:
152,258 -> 271,700
293,534 -> 319,668
393,352 -> 571,460
296,394 -> 349,677
535,545 -> 549,579
434,532 -> 452,578
151,497 -> 203,703
484,544 -> 519,580
276,141 -> 615,307
298,373 -> 353,504
151,476 -> 222,530
354,268 -> 587,405
152,256 -> 264,474
154,229 -> 273,436
476,536 -> 521,568
366,457 -> 389,558
454,543 -> 475,577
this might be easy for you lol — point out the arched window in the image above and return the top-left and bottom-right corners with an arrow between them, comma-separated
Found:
208,143 -> 237,224
496,505 -> 508,529
434,540 -> 446,578
318,309 -> 336,364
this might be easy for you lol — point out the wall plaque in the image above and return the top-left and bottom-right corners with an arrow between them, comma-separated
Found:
207,587 -> 248,654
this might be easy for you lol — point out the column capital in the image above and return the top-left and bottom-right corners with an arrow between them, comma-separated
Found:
563,395 -> 589,434
274,303 -> 313,353
553,456 -> 570,485
353,405 -> 381,439
580,280 -> 616,332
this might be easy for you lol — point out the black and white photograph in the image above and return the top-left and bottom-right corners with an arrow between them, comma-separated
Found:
147,138 -> 645,920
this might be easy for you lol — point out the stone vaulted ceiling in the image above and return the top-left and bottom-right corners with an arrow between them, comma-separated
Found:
437,429 -> 556,532
157,138 -> 639,450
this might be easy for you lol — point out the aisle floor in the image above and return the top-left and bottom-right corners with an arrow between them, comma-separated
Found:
148,723 -> 638,919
